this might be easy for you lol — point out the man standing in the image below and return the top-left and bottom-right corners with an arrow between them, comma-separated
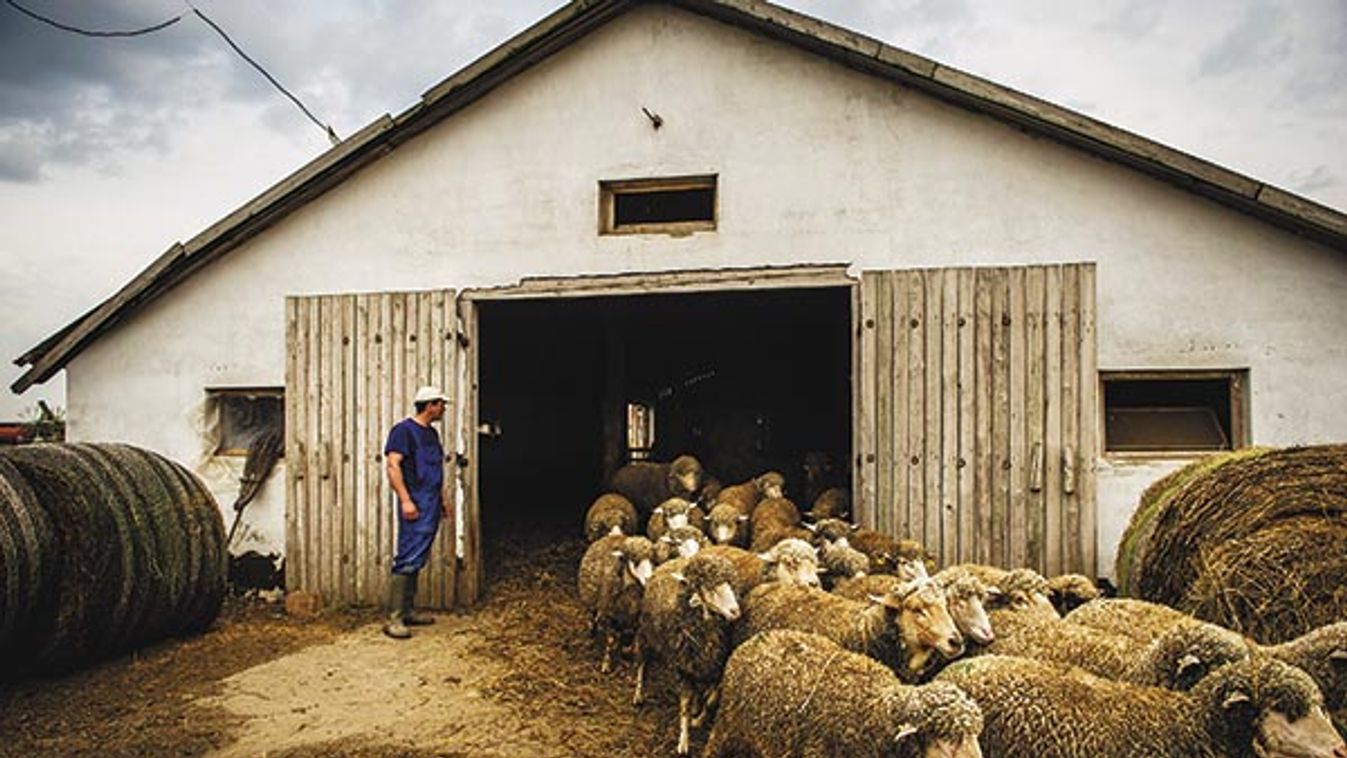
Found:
383,385 -> 449,639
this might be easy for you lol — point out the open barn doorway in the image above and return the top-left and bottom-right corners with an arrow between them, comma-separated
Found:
474,283 -> 853,581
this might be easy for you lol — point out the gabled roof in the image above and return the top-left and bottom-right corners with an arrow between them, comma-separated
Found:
13,0 -> 1347,394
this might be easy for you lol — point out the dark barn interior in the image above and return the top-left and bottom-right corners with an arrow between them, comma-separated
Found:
477,286 -> 852,551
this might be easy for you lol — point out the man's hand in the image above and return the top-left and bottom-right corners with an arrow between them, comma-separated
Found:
400,498 -> 420,521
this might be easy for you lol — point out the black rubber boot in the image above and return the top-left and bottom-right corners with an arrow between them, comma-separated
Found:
403,571 -> 435,626
383,574 -> 411,639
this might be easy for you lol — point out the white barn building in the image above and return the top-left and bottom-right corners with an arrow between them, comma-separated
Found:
13,0 -> 1347,608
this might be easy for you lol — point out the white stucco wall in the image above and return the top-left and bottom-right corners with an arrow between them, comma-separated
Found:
64,5 -> 1347,577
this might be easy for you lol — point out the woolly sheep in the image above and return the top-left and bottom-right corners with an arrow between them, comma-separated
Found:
633,552 -> 741,756
736,577 -> 963,682
705,502 -> 749,546
577,533 -> 654,673
700,540 -> 820,597
1066,601 -> 1346,714
805,487 -> 851,520
939,653 -> 1346,758
1045,572 -> 1102,616
800,450 -> 836,508
714,471 -> 785,518
970,566 -> 1057,616
851,529 -> 932,579
834,568 -> 995,647
818,539 -> 871,588
705,629 -> 984,758
583,493 -> 638,542
647,497 -> 707,541
803,516 -> 856,546
749,496 -> 811,552
653,525 -> 708,565
608,455 -> 703,521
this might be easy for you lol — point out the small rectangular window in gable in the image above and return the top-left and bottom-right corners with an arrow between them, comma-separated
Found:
1101,370 -> 1247,455
600,175 -> 716,235
209,387 -> 285,456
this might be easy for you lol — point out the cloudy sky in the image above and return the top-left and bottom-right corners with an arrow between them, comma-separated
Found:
2,0 -> 1345,420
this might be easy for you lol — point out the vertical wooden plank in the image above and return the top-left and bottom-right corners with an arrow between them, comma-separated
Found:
320,296 -> 337,599
939,270 -> 959,567
989,269 -> 1011,568
923,270 -> 943,557
441,290 -> 459,607
905,272 -> 926,549
1060,267 -> 1082,574
375,294 -> 395,603
285,297 -> 304,593
1007,267 -> 1027,569
388,292 -> 406,593
875,273 -> 895,535
302,297 -> 320,596
889,274 -> 910,539
353,294 -> 370,605
956,268 -> 976,565
1023,267 -> 1046,573
457,296 -> 482,604
1044,267 -> 1064,577
1078,264 -> 1099,577
857,273 -> 879,529
342,294 -> 358,604
973,271 -> 995,565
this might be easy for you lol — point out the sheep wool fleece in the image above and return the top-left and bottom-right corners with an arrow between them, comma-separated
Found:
385,417 -> 444,574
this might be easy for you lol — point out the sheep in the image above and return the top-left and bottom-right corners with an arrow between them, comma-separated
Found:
803,516 -> 856,546
817,539 -> 871,588
583,493 -> 638,542
577,533 -> 655,673
694,475 -> 723,509
979,610 -> 1253,691
800,450 -> 836,507
653,525 -> 708,565
608,454 -> 704,521
704,502 -> 749,546
1045,572 -> 1102,616
806,487 -> 851,520
647,497 -> 707,541
969,566 -> 1057,616
749,496 -> 811,552
704,629 -> 984,758
714,471 -> 785,518
632,552 -> 742,756
850,529 -> 932,580
834,566 -> 996,648
700,540 -> 820,597
1069,602 -> 1347,726
735,577 -> 963,682
938,653 -> 1346,758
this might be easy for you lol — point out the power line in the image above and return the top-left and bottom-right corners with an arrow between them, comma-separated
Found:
4,0 -> 183,37
189,6 -> 339,145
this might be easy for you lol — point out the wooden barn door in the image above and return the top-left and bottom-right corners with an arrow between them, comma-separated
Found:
855,263 -> 1098,576
286,289 -> 476,609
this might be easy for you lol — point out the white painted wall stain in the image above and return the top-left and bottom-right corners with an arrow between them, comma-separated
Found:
64,5 -> 1347,578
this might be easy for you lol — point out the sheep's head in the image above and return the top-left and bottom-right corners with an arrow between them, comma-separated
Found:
1141,622 -> 1248,691
805,517 -> 855,546
667,455 -> 703,497
1197,656 -> 1345,758
676,553 -> 740,622
820,541 -> 870,581
755,471 -> 786,500
895,539 -> 933,582
876,578 -> 964,674
1045,573 -> 1101,616
1276,622 -> 1347,713
801,451 -> 831,482
617,536 -> 655,587
706,503 -> 747,544
656,526 -> 706,564
654,497 -> 695,530
937,570 -> 995,646
994,569 -> 1056,616
760,538 -> 821,587
886,680 -> 984,758
695,476 -> 723,507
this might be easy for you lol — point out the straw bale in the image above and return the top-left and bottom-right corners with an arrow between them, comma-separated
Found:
1182,516 -> 1347,644
0,456 -> 54,675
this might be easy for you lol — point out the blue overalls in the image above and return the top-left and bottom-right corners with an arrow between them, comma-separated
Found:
384,417 -> 444,574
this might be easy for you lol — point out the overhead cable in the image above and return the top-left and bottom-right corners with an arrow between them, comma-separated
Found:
3,0 -> 183,37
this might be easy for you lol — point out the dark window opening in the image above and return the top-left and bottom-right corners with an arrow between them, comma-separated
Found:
600,175 -> 716,234
1102,372 -> 1246,454
211,388 -> 285,456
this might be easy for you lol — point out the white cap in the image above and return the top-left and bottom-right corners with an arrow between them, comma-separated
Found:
413,385 -> 449,404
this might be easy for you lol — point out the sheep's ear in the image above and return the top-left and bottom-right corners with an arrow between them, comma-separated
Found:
1175,654 -> 1203,681
653,507 -> 664,516
1330,649 -> 1347,666
611,550 -> 625,559
892,724 -> 919,743
870,593 -> 903,610
801,522 -> 817,532
670,572 -> 688,584
758,551 -> 776,563
738,514 -> 749,523
816,566 -> 829,574
849,523 -> 860,531
986,586 -> 1004,599
688,593 -> 704,608
1222,690 -> 1252,711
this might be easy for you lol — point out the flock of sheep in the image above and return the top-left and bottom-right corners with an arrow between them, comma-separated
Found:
576,454 -> 1347,758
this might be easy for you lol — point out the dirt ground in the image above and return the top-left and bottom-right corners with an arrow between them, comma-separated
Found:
0,534 -> 689,758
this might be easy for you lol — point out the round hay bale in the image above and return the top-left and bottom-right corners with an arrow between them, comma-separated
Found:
1182,516 -> 1347,644
0,456 -> 55,672
1114,447 -> 1268,596
1115,444 -> 1347,637
0,443 -> 227,677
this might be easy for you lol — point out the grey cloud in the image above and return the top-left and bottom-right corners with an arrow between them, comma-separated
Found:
1288,165 -> 1339,195
1196,1 -> 1290,77
1094,1 -> 1165,39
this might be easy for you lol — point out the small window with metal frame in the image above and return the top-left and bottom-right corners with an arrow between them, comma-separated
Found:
1101,370 -> 1247,455
599,175 -> 717,235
